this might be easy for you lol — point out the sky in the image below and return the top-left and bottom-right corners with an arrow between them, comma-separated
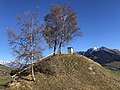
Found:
0,0 -> 120,61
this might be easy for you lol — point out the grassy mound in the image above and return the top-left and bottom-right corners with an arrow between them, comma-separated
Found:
5,54 -> 120,90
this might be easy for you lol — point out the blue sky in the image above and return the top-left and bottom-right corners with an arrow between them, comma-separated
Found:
0,0 -> 120,61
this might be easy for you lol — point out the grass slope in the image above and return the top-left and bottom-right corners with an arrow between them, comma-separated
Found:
0,76 -> 12,87
0,65 -> 13,89
0,65 -> 12,73
3,54 -> 120,90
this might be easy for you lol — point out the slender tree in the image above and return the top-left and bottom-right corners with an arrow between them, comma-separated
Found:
7,9 -> 43,81
43,5 -> 82,55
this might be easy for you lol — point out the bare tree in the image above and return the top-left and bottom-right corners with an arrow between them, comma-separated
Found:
7,9 -> 43,81
43,5 -> 82,55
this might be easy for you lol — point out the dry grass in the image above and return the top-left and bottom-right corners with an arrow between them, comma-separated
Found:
3,54 -> 120,90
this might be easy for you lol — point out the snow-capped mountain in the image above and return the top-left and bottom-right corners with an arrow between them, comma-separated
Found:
78,46 -> 120,56
0,60 -> 23,68
78,46 -> 120,64
77,46 -> 120,71
84,47 -> 99,55
0,61 -> 10,65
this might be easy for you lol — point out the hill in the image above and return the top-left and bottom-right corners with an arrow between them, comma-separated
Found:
3,54 -> 120,90
0,64 -> 13,89
77,46 -> 120,71
0,64 -> 12,76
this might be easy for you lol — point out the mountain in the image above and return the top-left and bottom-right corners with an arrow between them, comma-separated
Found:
77,46 -> 120,71
0,64 -> 12,76
4,54 -> 120,90
0,61 -> 9,66
0,60 -> 25,69
0,61 -> 12,68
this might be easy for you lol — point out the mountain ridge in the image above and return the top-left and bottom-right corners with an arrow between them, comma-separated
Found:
77,46 -> 120,71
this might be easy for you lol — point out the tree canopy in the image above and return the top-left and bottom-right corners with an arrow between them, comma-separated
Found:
43,5 -> 82,55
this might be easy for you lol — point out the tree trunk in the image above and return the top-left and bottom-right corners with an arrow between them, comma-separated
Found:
30,33 -> 35,81
58,42 -> 62,54
31,47 -> 35,81
31,60 -> 35,81
53,40 -> 57,55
